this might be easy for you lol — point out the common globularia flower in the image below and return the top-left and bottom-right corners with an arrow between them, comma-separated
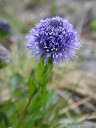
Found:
0,45 -> 10,69
26,16 -> 81,65
0,20 -> 11,33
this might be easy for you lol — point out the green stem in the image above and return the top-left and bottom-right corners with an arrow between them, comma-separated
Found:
17,60 -> 53,128
17,91 -> 37,128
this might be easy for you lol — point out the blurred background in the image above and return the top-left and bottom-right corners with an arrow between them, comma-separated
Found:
0,0 -> 96,127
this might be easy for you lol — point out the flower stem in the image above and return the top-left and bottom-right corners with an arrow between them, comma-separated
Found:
17,91 -> 37,128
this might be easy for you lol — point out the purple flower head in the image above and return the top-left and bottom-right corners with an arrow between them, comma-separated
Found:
0,20 -> 11,33
26,16 -> 81,65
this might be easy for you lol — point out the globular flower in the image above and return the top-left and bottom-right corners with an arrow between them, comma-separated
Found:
26,16 -> 81,65
0,20 -> 11,33
0,45 -> 10,69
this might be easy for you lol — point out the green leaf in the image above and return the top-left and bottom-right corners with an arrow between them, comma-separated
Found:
43,90 -> 57,110
28,89 -> 47,113
28,60 -> 53,96
36,60 -> 53,87
36,60 -> 45,79
15,99 -> 27,112
25,91 -> 56,125
28,70 -> 39,96
25,111 -> 43,124
41,64 -> 53,87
